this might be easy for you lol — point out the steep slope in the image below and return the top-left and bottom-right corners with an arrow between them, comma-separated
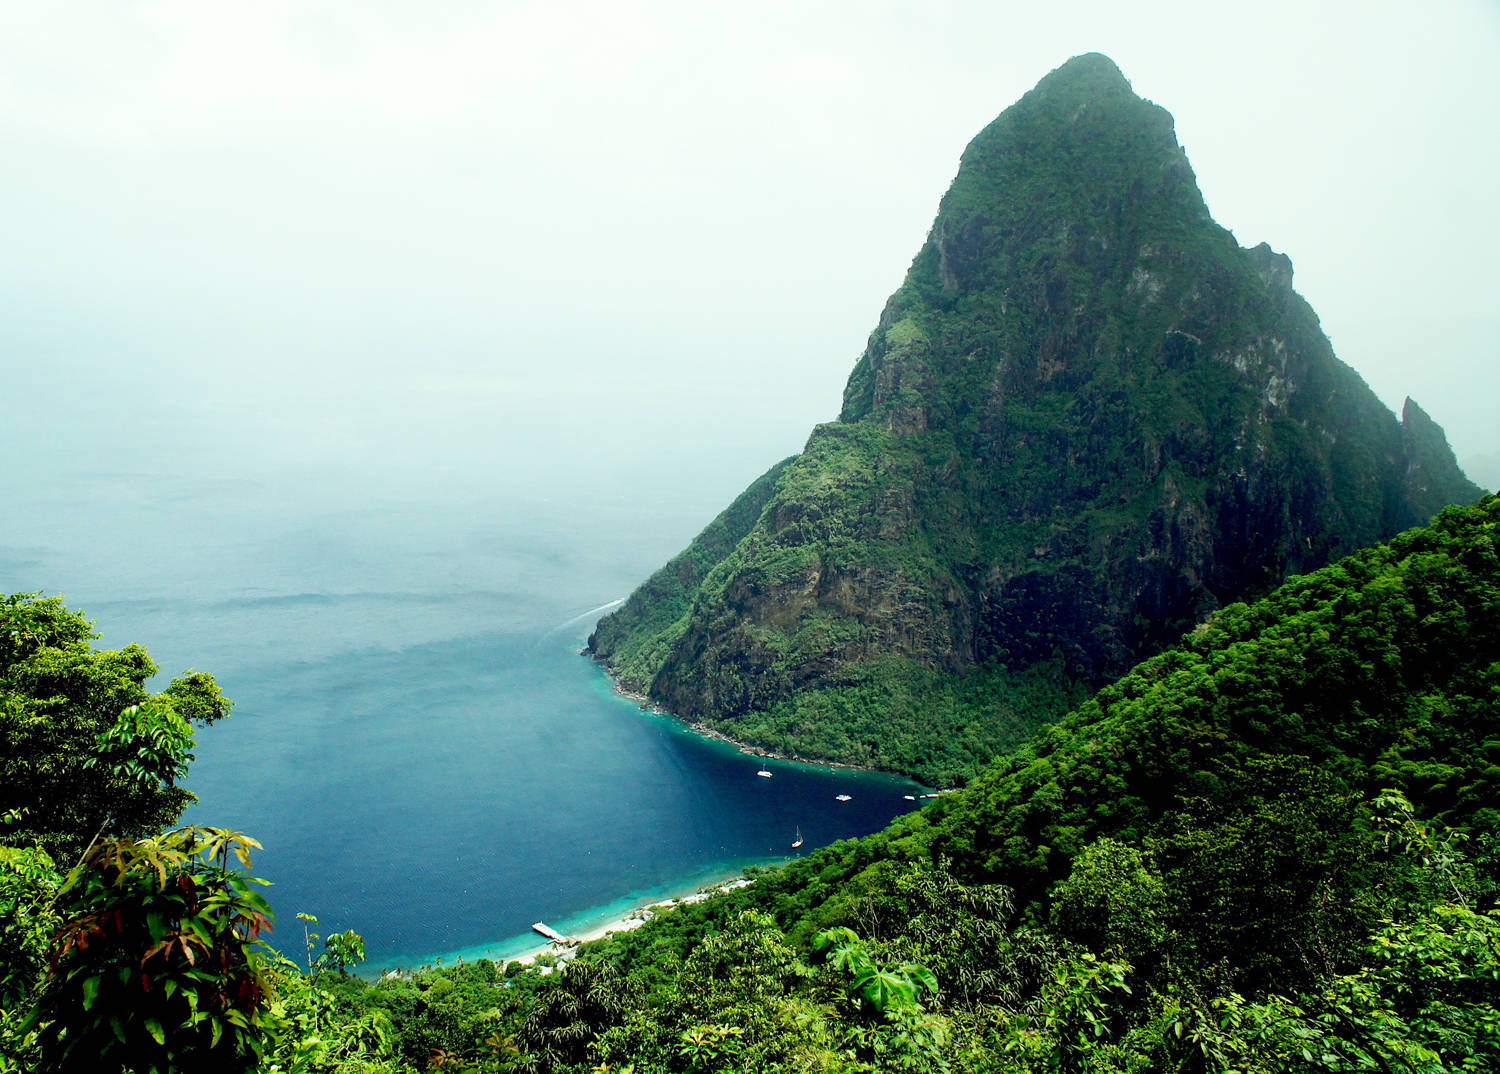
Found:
590,54 -> 1482,783
1401,397 -> 1482,506
588,456 -> 793,689
613,494 -> 1500,939
577,494 -> 1500,1073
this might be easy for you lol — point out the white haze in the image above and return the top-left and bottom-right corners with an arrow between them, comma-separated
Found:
2,0 -> 1497,554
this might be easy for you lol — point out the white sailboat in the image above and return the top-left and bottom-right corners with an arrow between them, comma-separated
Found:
791,826 -> 803,849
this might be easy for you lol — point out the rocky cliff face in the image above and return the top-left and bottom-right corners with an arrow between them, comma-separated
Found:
588,54 -> 1483,783
1401,397 -> 1480,507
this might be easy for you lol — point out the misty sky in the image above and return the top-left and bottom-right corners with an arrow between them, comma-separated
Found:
3,0 -> 1497,523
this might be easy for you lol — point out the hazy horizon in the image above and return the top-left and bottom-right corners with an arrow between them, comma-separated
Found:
3,1 -> 1497,596
4,5 -> 1498,479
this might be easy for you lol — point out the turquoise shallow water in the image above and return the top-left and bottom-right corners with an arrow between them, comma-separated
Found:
429,859 -> 768,971
2,467 -> 923,972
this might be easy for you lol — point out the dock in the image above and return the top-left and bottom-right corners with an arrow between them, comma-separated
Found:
532,922 -> 569,943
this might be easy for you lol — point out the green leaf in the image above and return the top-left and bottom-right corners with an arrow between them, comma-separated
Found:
897,962 -> 939,996
812,926 -> 860,953
854,968 -> 919,1012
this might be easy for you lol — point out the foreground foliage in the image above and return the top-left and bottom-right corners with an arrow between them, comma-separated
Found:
0,593 -> 231,862
28,827 -> 278,1074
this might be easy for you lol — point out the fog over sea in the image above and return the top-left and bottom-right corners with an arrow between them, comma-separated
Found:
1,343 -> 923,972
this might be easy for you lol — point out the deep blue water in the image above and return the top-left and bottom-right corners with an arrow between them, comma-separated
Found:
180,615 -> 922,971
2,466 -> 922,972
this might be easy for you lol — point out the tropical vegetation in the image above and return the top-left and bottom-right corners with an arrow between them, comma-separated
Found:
3,51 -> 1494,1074
3,492 -> 1495,1070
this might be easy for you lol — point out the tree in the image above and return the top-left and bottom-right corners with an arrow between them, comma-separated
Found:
0,593 -> 232,862
518,958 -> 638,1071
811,926 -> 949,1071
26,826 -> 280,1074
1051,837 -> 1165,961
0,841 -> 61,1070
1210,901 -> 1500,1072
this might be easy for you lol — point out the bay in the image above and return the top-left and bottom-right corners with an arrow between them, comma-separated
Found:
2,461 -> 923,972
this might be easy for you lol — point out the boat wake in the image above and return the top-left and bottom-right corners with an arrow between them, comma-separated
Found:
551,597 -> 626,635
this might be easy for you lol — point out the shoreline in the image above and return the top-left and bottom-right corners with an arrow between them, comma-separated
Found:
509,875 -> 756,968
586,652 -> 921,780
366,871 -> 759,980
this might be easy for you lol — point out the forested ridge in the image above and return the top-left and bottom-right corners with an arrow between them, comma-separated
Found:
3,495 -> 1496,1071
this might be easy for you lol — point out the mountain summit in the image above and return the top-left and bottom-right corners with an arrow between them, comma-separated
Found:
589,54 -> 1482,784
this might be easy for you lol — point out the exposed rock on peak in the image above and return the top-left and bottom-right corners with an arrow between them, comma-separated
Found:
1247,242 -> 1294,296
1402,397 -> 1478,509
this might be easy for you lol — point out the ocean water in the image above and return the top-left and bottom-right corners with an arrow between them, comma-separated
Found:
2,460 -> 923,972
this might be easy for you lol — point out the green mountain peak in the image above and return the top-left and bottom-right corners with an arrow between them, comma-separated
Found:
590,56 -> 1482,784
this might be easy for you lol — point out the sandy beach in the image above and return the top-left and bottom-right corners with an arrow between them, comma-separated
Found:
370,873 -> 761,978
504,876 -> 755,968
